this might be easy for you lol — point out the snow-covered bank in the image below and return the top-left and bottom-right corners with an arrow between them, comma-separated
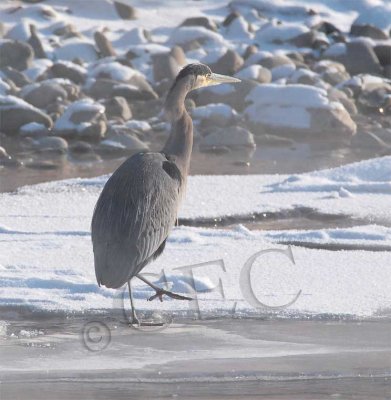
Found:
0,156 -> 390,317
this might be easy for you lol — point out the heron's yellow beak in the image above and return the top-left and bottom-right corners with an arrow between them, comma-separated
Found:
206,73 -> 241,86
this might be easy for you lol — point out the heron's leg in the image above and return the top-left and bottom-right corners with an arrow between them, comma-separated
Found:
136,274 -> 193,302
127,280 -> 140,326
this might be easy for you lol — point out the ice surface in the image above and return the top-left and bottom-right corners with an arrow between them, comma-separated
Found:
0,157 -> 390,317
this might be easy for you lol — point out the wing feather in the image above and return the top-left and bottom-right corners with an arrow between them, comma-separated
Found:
91,152 -> 181,288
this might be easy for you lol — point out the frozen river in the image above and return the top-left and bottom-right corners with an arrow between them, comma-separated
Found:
1,316 -> 390,399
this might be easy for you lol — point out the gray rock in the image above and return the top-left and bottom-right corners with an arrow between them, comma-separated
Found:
53,99 -> 106,140
52,22 -> 80,38
211,49 -> 244,75
193,103 -> 238,128
235,65 -> 272,84
0,22 -> 5,38
114,1 -> 137,20
322,70 -> 350,86
97,132 -> 148,156
351,24 -> 388,40
312,21 -> 340,36
309,107 -> 356,137
1,66 -> 31,87
19,122 -> 49,137
20,82 -> 68,109
25,160 -> 60,170
193,79 -> 255,112
86,78 -> 117,99
69,140 -> 93,154
255,134 -> 295,147
94,31 -> 116,57
223,11 -> 241,27
345,41 -> 383,75
152,52 -> 179,82
200,126 -> 255,150
100,96 -> 132,121
106,130 -> 148,149
0,40 -> 34,71
54,41 -> 98,63
328,88 -> 357,115
244,84 -> 356,139
151,46 -> 185,83
33,136 -> 68,153
258,54 -> 294,70
113,78 -> 158,101
50,62 -> 86,85
87,73 -> 158,101
78,120 -> 107,141
180,17 -> 217,32
170,46 -> 186,65
256,67 -> 272,84
242,45 -> 258,60
0,95 -> 52,135
290,30 -> 316,48
287,52 -> 305,64
28,24 -> 46,59
358,87 -> 391,112
374,45 -> 391,68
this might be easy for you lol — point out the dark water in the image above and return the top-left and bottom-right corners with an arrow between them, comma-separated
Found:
0,142 -> 383,193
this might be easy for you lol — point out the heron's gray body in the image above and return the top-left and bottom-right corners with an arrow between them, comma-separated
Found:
91,63 -> 239,293
91,151 -> 183,288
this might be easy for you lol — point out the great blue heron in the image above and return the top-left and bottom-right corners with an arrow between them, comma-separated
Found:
91,63 -> 240,324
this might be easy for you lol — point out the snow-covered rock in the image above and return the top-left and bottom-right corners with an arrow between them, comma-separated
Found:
0,95 -> 52,135
192,103 -> 237,126
352,4 -> 391,37
88,60 -> 139,82
53,98 -> 106,140
235,65 -> 272,83
168,26 -> 227,48
200,126 -> 255,150
255,20 -> 310,44
19,80 -> 68,109
54,39 -> 98,63
244,84 -> 356,138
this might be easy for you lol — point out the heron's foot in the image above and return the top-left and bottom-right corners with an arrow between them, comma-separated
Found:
128,316 -> 141,327
148,287 -> 193,302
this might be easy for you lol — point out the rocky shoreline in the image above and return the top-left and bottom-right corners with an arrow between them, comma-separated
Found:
0,0 -> 390,177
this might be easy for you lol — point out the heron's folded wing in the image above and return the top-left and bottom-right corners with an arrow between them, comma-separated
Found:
91,152 -> 181,288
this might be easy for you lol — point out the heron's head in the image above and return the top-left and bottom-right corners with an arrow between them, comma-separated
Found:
174,63 -> 241,92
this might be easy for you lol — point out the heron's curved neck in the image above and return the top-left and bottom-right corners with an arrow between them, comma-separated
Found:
162,78 -> 193,176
